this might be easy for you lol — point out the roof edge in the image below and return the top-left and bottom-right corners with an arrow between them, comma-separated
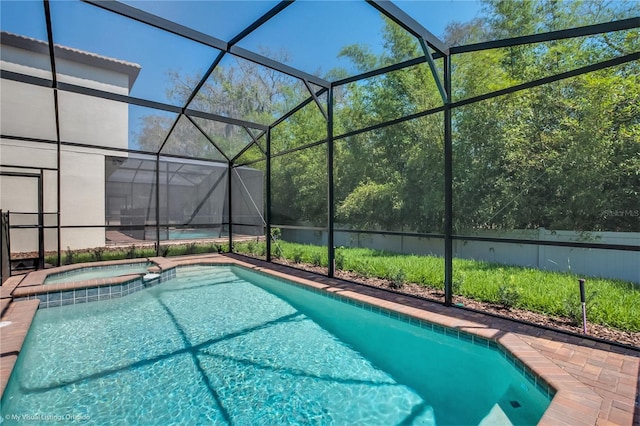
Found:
1,31 -> 141,90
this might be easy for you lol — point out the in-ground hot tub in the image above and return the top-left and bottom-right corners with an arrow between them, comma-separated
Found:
43,261 -> 154,285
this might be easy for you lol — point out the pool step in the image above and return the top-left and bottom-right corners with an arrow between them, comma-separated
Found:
479,404 -> 512,426
491,382 -> 541,425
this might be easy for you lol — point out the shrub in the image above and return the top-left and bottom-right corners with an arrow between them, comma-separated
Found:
246,240 -> 256,255
159,245 -> 171,257
311,252 -> 322,267
497,284 -> 520,309
293,249 -> 303,264
90,247 -> 105,262
125,245 -> 137,259
388,268 -> 406,289
335,249 -> 345,270
563,290 -> 598,327
64,246 -> 74,265
185,242 -> 197,255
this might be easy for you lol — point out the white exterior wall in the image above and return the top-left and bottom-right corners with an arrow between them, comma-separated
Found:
0,139 -> 57,169
0,79 -> 57,140
59,148 -> 106,250
0,36 -> 135,253
58,91 -> 128,149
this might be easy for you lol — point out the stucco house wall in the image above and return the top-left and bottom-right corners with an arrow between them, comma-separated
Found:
0,31 -> 140,251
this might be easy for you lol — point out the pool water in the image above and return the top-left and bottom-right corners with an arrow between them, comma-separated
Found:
43,263 -> 152,284
2,266 -> 551,425
146,228 -> 222,240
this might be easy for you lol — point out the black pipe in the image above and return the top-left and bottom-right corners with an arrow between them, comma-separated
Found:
579,278 -> 587,334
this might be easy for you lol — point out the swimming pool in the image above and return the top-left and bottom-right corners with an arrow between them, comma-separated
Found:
43,262 -> 153,285
2,265 -> 551,425
146,228 -> 222,240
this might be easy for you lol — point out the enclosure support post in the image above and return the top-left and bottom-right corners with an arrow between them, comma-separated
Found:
444,54 -> 453,307
227,162 -> 233,252
1,210 -> 9,283
155,154 -> 160,256
56,128 -> 61,268
266,127 -> 272,262
327,85 -> 335,278
38,171 -> 44,270
165,161 -> 169,241
44,0 -> 61,267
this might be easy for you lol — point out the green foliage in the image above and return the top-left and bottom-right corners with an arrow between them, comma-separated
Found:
103,250 -> 126,261
168,245 -> 186,257
292,249 -> 303,264
337,181 -> 403,230
563,290 -> 598,327
185,242 -> 198,255
64,247 -> 75,265
388,267 -> 407,289
334,248 -> 345,270
73,252 -> 95,264
497,283 -> 521,309
246,240 -> 256,255
125,245 -> 137,259
257,241 -> 639,332
90,247 -> 105,262
273,244 -> 284,260
270,227 -> 281,241
134,0 -> 638,234
311,252 -> 322,267
138,247 -> 156,257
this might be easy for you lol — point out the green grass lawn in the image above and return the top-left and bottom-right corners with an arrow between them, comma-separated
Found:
234,240 -> 640,332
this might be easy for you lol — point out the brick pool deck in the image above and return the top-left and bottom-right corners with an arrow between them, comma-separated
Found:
1,253 -> 638,425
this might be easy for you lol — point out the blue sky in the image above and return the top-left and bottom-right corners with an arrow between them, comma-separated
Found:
1,1 -> 484,95
0,0 -> 483,140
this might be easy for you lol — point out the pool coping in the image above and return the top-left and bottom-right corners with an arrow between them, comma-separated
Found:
1,253 -> 638,424
17,258 -> 152,288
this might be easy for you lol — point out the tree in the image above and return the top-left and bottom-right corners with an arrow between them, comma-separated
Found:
133,0 -> 640,232
449,0 -> 639,232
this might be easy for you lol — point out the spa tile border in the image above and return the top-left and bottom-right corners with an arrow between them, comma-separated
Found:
18,258 -> 152,287
11,259 -> 177,308
13,275 -> 146,307
42,260 -> 152,284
